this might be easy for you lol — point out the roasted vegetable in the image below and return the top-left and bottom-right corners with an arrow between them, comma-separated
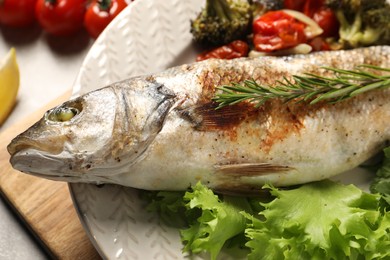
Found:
196,40 -> 249,61
251,0 -> 284,12
190,0 -> 252,46
250,0 -> 284,17
326,0 -> 390,48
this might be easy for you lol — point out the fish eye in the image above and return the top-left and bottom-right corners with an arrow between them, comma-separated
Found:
47,104 -> 81,122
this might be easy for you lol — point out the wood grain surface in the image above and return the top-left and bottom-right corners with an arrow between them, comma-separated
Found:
0,92 -> 101,260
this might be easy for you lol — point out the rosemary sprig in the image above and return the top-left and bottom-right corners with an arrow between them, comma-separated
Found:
214,65 -> 390,109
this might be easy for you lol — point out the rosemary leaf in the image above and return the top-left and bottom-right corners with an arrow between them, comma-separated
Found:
310,85 -> 357,104
213,65 -> 390,108
350,79 -> 390,96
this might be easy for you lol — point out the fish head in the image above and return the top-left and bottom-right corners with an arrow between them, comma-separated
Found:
7,79 -> 176,183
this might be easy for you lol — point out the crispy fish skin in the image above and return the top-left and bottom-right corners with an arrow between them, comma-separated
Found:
7,46 -> 390,192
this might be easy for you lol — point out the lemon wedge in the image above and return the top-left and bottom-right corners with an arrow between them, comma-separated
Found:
0,48 -> 20,125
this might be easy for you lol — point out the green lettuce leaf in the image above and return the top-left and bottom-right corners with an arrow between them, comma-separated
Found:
180,182 -> 252,260
245,180 -> 390,260
143,180 -> 390,259
371,146 -> 390,206
140,190 -> 188,228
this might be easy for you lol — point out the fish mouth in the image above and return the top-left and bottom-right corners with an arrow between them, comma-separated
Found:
7,134 -> 65,157
9,148 -> 112,184
9,147 -> 79,180
26,171 -> 79,182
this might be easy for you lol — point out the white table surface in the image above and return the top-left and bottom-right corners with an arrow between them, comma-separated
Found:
0,24 -> 93,260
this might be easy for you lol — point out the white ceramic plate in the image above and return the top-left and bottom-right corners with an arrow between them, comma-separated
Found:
70,0 -> 206,259
69,0 -> 374,258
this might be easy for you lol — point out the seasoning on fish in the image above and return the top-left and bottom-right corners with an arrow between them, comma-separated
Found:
7,46 -> 390,193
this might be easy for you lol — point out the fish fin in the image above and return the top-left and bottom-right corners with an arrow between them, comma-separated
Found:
212,163 -> 294,196
214,163 -> 293,176
214,187 -> 272,197
178,102 -> 258,130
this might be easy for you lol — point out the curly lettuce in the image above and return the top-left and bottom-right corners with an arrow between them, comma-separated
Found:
245,180 -> 390,259
181,183 -> 251,259
143,180 -> 390,259
371,146 -> 390,207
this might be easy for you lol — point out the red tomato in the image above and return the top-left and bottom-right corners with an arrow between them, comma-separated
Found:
252,11 -> 306,52
35,0 -> 86,36
196,40 -> 249,61
303,0 -> 339,37
312,8 -> 339,37
84,0 -> 128,39
302,0 -> 323,17
308,37 -> 330,52
283,0 -> 305,11
0,0 -> 37,27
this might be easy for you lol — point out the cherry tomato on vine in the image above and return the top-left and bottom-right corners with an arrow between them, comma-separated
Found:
35,0 -> 86,36
84,0 -> 128,39
0,0 -> 37,27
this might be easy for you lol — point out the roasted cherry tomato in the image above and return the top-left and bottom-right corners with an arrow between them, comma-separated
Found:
252,11 -> 306,52
0,0 -> 37,27
84,0 -> 128,39
302,0 -> 323,17
308,37 -> 330,52
35,0 -> 86,36
311,8 -> 339,38
283,0 -> 305,11
196,40 -> 249,61
303,0 -> 339,37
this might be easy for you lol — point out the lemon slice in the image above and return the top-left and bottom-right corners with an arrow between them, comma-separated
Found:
0,48 -> 20,125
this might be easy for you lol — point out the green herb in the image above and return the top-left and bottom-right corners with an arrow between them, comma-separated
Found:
214,65 -> 390,109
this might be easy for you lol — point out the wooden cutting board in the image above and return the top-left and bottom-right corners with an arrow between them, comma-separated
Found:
0,91 -> 101,259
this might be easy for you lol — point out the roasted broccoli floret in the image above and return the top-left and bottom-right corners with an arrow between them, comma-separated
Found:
191,0 -> 252,46
249,0 -> 284,19
251,0 -> 284,11
326,0 -> 390,48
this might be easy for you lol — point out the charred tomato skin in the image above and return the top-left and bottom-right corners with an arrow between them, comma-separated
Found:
196,40 -> 249,61
252,11 -> 307,52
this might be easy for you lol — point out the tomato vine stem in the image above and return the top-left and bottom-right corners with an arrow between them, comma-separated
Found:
98,0 -> 111,11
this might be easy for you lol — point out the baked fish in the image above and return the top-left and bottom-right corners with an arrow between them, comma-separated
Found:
7,46 -> 390,193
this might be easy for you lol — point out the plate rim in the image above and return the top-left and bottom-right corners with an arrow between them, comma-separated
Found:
68,0 -> 204,258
